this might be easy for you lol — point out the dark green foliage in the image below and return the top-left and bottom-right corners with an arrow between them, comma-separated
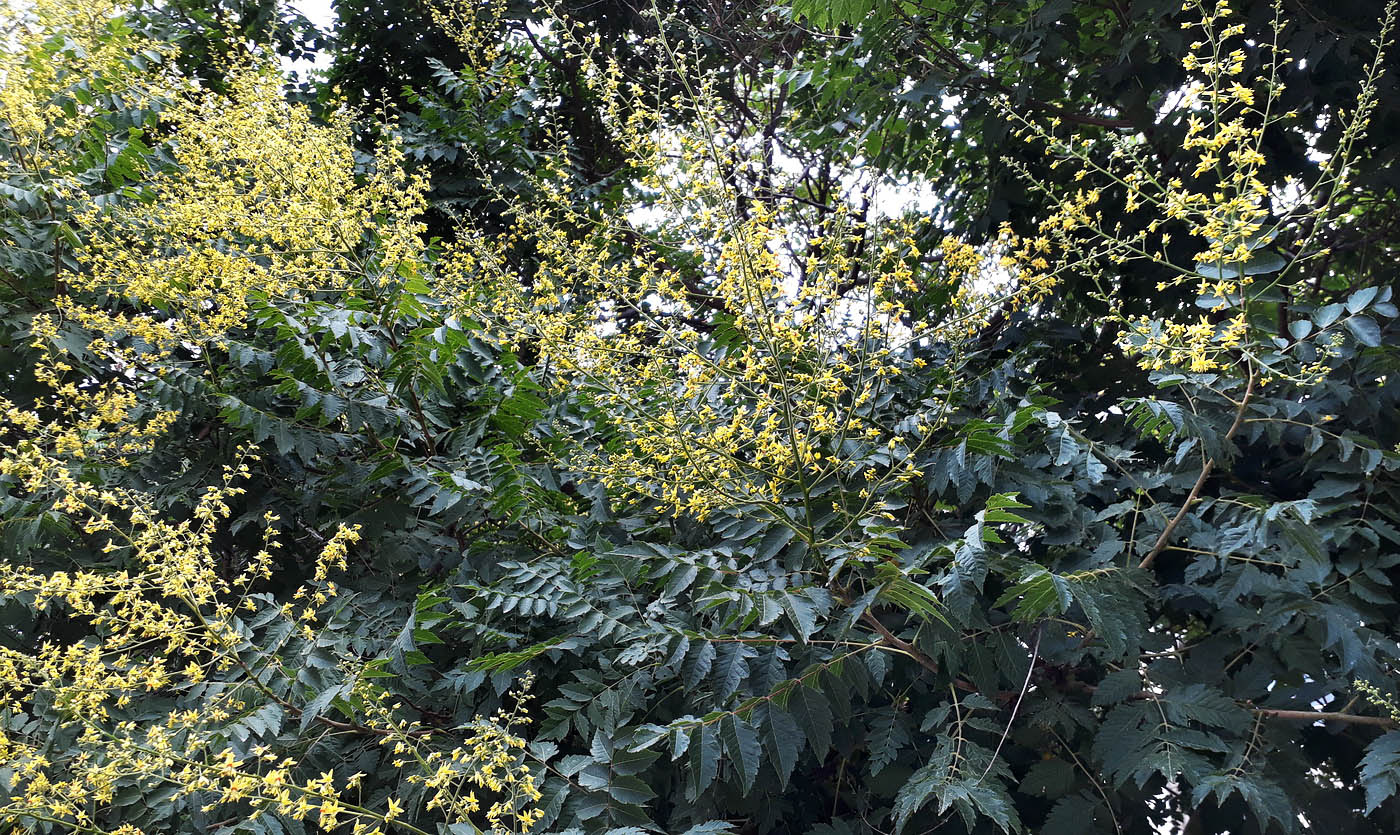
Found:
5,1 -> 1400,834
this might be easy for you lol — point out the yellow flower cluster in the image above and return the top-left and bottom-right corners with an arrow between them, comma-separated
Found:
5,314 -> 179,470
0,0 -> 172,165
1123,311 -> 1249,373
1001,0 -> 1395,380
0,421 -> 381,831
2,364 -> 536,833
441,124 -> 916,526
71,62 -> 429,346
939,237 -> 983,282
2,5 -> 541,834
989,224 -> 1060,311
366,673 -> 546,833
431,0 -> 515,71
435,34 -> 1041,551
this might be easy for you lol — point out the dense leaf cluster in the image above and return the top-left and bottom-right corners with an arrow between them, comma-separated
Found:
2,2 -> 1400,835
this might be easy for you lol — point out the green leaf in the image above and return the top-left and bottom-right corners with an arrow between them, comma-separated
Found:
1190,772 -> 1293,830
720,715 -> 762,792
875,562 -> 950,626
605,775 -> 656,805
983,506 -> 1032,524
684,641 -> 716,690
760,705 -> 803,788
1315,302 -> 1345,328
300,683 -> 352,732
1019,759 -> 1076,798
1040,794 -> 1107,835
713,643 -> 755,699
680,823 -> 737,835
993,567 -> 1072,621
1359,731 -> 1400,813
1091,669 -> 1144,705
1345,315 -> 1382,347
893,761 -> 1021,833
690,724 -> 721,796
789,685 -> 833,756
1347,286 -> 1380,313
985,492 -> 1031,514
467,638 -> 566,672
755,524 -> 796,560
1054,428 -> 1080,467
781,591 -> 818,641
361,659 -> 397,678
867,709 -> 910,777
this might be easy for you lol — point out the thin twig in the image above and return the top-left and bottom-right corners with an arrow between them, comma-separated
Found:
979,624 -> 1042,782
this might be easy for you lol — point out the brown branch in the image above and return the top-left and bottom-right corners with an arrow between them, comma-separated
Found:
519,22 -> 572,78
860,610 -> 977,693
1035,102 -> 1136,129
1139,367 -> 1256,570
1063,674 -> 1395,728
1252,709 -> 1397,728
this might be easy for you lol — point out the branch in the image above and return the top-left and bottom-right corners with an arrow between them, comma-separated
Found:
1139,367 -> 1256,570
1252,708 -> 1397,729
860,610 -> 977,693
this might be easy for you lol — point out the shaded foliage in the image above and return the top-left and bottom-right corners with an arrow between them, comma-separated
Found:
2,2 -> 1400,835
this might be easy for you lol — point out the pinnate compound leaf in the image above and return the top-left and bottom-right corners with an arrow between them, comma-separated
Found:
893,762 -> 1021,833
867,708 -> 910,777
993,566 -> 1072,621
1162,683 -> 1250,728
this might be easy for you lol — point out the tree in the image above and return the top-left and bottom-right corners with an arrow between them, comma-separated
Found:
2,1 -> 1400,834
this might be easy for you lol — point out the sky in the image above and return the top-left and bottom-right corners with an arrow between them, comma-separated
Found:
283,0 -> 335,75
289,0 -> 335,33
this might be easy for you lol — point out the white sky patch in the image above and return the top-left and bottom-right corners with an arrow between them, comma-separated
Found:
282,0 -> 335,79
290,0 -> 335,32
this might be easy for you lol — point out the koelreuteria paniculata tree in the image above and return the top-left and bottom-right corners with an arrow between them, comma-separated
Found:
2,0 -> 1400,833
